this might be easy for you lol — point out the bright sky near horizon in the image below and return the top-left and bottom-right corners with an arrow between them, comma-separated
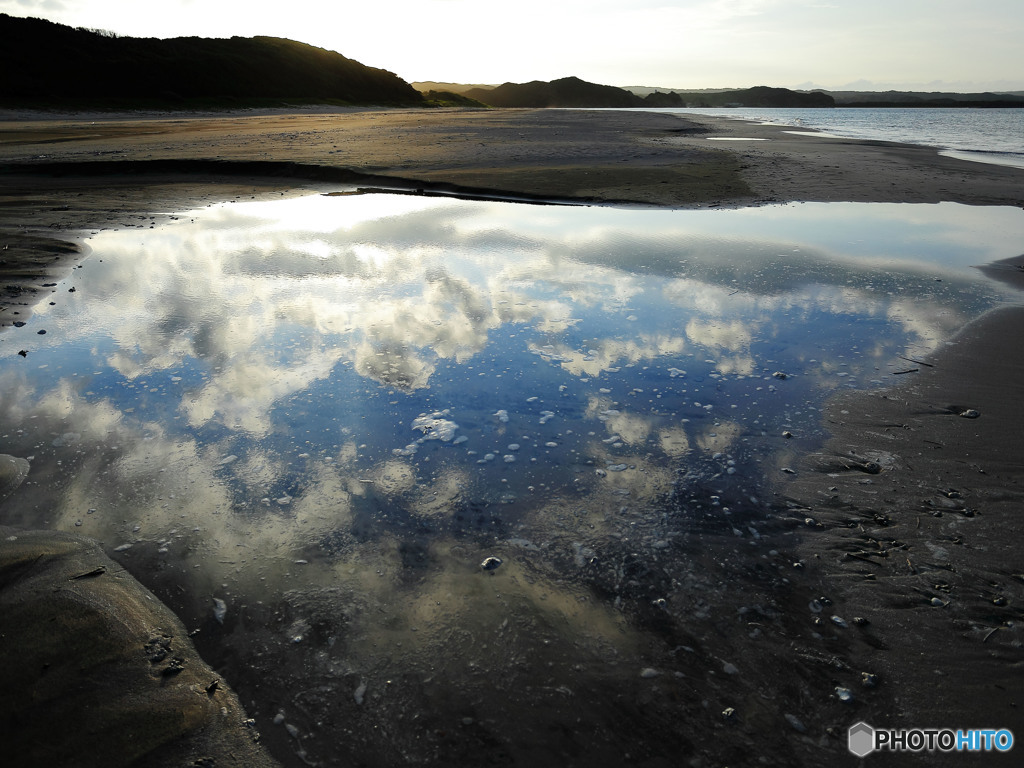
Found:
2,0 -> 1022,92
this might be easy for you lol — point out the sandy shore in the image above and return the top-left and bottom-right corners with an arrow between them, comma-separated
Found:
2,107 -> 1024,765
3,107 -> 1021,326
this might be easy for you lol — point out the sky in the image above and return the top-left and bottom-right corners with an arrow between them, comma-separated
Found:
2,0 -> 1023,91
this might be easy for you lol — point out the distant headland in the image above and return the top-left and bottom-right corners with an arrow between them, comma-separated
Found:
3,13 -> 1023,112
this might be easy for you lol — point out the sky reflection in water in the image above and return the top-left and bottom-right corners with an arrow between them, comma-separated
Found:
2,194 -> 1023,764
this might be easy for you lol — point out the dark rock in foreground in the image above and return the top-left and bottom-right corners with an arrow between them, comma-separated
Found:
0,527 -> 279,768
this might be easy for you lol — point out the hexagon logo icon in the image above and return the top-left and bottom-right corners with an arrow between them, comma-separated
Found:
848,721 -> 875,757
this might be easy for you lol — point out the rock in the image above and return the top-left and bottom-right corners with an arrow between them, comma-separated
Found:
0,454 -> 30,503
784,713 -> 806,733
480,556 -> 503,571
0,527 -> 279,768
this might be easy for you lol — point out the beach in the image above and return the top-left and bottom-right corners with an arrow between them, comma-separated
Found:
2,107 -> 1024,766
3,108 -> 1022,322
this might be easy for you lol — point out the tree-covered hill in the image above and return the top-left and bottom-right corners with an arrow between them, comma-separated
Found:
464,77 -> 646,108
0,14 -> 423,107
463,79 -> 834,109
673,86 -> 834,108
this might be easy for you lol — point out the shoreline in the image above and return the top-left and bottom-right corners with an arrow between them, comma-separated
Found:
2,107 -> 1024,764
3,108 -> 1021,329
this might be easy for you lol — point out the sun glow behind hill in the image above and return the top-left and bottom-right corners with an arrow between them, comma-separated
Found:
2,0 -> 1022,91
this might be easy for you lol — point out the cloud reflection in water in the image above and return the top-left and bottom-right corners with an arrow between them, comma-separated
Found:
2,194 -> 1023,765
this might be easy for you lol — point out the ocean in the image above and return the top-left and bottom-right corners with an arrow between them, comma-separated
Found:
648,106 -> 1024,170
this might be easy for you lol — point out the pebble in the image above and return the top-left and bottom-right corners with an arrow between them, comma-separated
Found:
958,409 -> 981,419
784,713 -> 806,733
835,686 -> 854,703
354,681 -> 367,705
640,667 -> 661,678
480,556 -> 503,571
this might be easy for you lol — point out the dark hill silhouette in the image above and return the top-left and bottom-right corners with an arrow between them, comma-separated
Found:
464,77 -> 646,108
675,86 -> 834,108
642,91 -> 686,107
0,14 -> 422,107
828,90 -> 1024,108
463,79 -> 834,109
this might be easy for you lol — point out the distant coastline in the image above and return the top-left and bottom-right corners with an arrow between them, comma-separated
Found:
9,12 -> 1022,115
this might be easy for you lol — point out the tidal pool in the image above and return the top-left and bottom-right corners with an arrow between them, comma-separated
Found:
2,194 -> 1023,765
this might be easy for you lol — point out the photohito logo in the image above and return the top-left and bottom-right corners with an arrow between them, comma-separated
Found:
848,722 -> 1014,757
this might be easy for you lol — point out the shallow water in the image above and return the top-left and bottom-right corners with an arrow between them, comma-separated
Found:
653,106 -> 1024,169
2,194 -> 1023,765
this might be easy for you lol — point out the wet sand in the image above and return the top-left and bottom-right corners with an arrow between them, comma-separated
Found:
2,107 -> 1024,765
777,261 -> 1024,748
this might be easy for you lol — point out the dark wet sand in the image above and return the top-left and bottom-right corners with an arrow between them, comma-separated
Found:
2,107 -> 1024,765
